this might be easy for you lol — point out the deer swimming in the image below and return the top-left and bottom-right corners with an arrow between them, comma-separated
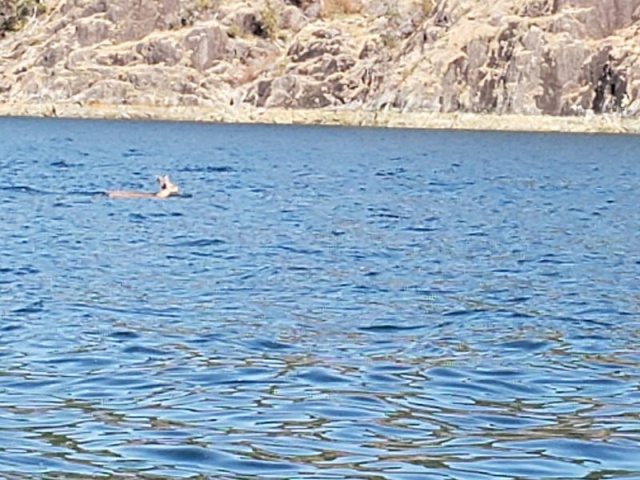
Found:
108,175 -> 180,199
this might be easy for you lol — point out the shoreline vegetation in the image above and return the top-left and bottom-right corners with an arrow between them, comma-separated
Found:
1,103 -> 639,134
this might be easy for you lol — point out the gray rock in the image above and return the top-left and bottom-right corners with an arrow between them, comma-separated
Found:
75,17 -> 112,46
0,0 -> 638,117
184,24 -> 228,71
137,38 -> 182,66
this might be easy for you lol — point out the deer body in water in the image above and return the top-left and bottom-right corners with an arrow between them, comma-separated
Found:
108,175 -> 180,199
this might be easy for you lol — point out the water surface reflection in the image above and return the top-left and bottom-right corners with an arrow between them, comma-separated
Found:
0,119 -> 639,478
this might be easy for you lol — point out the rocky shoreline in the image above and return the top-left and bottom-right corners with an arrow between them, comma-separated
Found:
1,102 -> 639,134
1,0 -> 639,131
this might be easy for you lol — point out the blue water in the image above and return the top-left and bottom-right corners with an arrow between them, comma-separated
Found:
1,117 -> 639,479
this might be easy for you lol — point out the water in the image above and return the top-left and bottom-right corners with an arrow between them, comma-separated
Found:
1,117 -> 639,479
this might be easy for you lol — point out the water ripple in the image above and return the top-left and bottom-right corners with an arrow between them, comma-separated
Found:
0,119 -> 639,478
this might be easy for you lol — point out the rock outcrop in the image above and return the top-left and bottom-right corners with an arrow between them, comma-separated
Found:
0,0 -> 639,117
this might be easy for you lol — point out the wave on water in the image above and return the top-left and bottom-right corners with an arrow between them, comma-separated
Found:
1,120 -> 639,479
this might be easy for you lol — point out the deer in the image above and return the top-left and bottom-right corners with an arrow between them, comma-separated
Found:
108,175 -> 180,199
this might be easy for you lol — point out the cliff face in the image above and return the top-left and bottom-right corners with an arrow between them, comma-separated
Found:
0,0 -> 638,117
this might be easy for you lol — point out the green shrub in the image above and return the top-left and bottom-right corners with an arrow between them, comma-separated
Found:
258,1 -> 277,40
1,0 -> 46,33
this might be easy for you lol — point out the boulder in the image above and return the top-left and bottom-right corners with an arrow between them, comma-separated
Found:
183,24 -> 229,71
136,37 -> 182,66
75,17 -> 112,46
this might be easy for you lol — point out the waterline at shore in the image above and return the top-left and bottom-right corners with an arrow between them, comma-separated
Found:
1,102 -> 638,134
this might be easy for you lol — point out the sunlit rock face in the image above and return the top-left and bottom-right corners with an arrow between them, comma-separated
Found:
0,0 -> 638,116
